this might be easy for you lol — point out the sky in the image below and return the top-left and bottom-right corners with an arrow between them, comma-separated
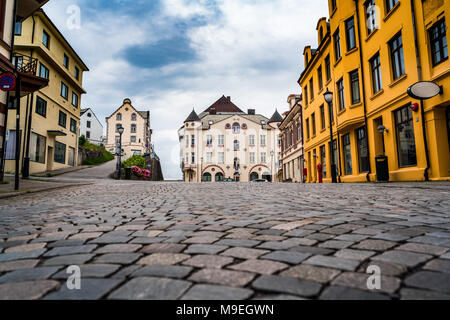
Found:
44,0 -> 329,180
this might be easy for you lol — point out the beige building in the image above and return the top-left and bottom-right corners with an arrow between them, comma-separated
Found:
105,98 -> 152,160
179,95 -> 282,182
279,94 -> 305,182
4,8 -> 88,175
0,0 -> 49,179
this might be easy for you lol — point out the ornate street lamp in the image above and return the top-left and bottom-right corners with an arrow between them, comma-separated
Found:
270,150 -> 274,182
117,126 -> 124,180
323,88 -> 338,183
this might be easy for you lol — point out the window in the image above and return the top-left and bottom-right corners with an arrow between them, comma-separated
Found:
116,124 -> 122,133
447,109 -> 450,152
5,131 -> 21,160
191,135 -> 195,146
132,113 -> 137,121
342,133 -> 352,175
395,106 -> 417,167
320,145 -> 327,178
261,152 -> 267,164
30,133 -> 46,164
36,96 -> 47,117
429,19 -> 448,66
218,135 -> 224,146
334,29 -> 341,61
206,152 -> 212,164
309,78 -> 314,101
115,136 -> 120,144
346,17 -> 356,51
318,66 -> 323,91
74,67 -> 80,80
331,0 -> 336,11
350,70 -> 361,104
70,118 -> 77,133
311,113 -> 316,136
297,121 -> 302,142
370,53 -> 382,93
87,113 -> 91,117
390,33 -> 405,80
54,141 -> 66,164
72,92 -> 79,107
234,140 -> 240,151
306,118 -> 310,139
320,105 -> 326,130
14,21 -> 22,35
86,131 -> 90,139
60,82 -> 68,99
365,0 -> 377,34
191,153 -> 195,164
185,135 -> 189,148
58,111 -> 67,128
131,136 -> 136,143
68,147 -> 75,166
43,30 -> 50,48
206,135 -> 213,146
219,152 -> 224,164
250,152 -> 255,164
86,121 -> 91,129
333,139 -> 339,175
39,63 -> 49,79
337,78 -> 345,111
325,55 -> 331,81
260,135 -> 266,146
386,0 -> 398,13
233,123 -> 240,133
63,54 -> 69,68
357,127 -> 370,173
304,85 -> 308,106
131,124 -> 137,133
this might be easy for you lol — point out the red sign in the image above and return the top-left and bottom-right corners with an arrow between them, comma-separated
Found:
0,73 -> 16,92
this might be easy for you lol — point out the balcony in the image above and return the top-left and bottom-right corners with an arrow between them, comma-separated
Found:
13,54 -> 38,75
9,53 -> 49,98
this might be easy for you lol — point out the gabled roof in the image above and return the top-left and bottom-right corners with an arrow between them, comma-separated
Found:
202,95 -> 244,114
268,110 -> 284,123
80,108 -> 88,116
185,109 -> 201,122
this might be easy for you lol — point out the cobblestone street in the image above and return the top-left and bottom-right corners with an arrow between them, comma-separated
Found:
0,174 -> 449,300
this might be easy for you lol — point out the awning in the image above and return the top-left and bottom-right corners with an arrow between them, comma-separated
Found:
47,130 -> 67,136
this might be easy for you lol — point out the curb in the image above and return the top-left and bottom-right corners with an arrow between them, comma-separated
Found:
0,182 -> 92,200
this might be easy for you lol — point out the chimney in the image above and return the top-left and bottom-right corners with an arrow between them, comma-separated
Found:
227,96 -> 231,101
248,109 -> 256,115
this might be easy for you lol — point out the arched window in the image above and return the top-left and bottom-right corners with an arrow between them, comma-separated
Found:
131,113 -> 137,121
234,140 -> 239,151
215,172 -> 224,182
116,113 -> 122,121
202,172 -> 212,182
250,172 -> 259,181
234,157 -> 240,169
233,123 -> 240,133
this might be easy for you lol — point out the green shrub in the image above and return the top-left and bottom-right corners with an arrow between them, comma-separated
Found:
79,135 -> 87,146
81,147 -> 114,166
122,155 -> 145,169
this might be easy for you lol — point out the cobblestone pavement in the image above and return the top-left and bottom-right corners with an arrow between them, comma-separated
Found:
0,179 -> 449,300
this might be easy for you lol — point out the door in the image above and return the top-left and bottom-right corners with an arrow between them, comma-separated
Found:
47,146 -> 53,171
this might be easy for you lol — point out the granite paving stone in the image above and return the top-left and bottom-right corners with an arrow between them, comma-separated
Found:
229,259 -> 288,275
221,247 -> 269,259
0,267 -> 61,284
131,265 -> 193,279
52,264 -> 120,279
0,280 -> 60,299
184,244 -> 228,255
43,245 -> 97,257
404,271 -> 450,294
304,255 -> 360,271
137,253 -> 191,266
423,259 -> 450,273
280,264 -> 341,283
261,251 -> 311,264
182,255 -> 234,269
372,250 -> 432,268
320,285 -> 389,300
181,284 -> 253,300
188,269 -> 256,287
44,278 -> 122,300
352,240 -> 397,251
0,259 -> 40,272
140,243 -> 187,254
252,275 -> 322,298
331,272 -> 401,294
95,244 -> 142,254
95,253 -> 142,264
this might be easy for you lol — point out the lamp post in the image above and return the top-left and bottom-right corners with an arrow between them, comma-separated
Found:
117,126 -> 124,180
270,150 -> 274,182
323,89 -> 337,183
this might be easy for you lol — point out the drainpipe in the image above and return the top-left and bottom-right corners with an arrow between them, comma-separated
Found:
354,0 -> 372,182
410,0 -> 430,181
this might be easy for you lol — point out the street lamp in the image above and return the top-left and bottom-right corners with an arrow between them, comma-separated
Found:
323,88 -> 338,183
270,150 -> 274,182
117,126 -> 124,180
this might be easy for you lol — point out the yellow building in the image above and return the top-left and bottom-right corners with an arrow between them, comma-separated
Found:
5,9 -> 88,174
299,0 -> 449,183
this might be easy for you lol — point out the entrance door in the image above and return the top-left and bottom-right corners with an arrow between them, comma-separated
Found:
47,146 -> 53,172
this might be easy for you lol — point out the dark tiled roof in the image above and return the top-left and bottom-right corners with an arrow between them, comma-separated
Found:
138,111 -> 149,119
80,108 -> 88,116
268,110 -> 284,123
203,95 -> 244,114
185,109 -> 201,122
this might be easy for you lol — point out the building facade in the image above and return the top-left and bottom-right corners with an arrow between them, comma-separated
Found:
80,108 -> 103,145
299,0 -> 449,183
4,8 -> 87,175
0,0 -> 49,179
105,98 -> 151,160
279,94 -> 305,182
179,95 -> 282,182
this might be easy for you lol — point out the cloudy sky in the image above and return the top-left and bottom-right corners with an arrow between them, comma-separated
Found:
44,0 -> 328,180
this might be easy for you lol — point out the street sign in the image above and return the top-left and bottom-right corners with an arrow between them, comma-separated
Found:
0,73 -> 16,92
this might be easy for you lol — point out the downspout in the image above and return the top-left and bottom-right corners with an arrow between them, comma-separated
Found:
354,0 -> 372,182
410,0 -> 430,181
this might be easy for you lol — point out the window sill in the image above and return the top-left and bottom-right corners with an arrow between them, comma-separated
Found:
384,2 -> 401,22
388,74 -> 407,88
320,128 -> 326,133
349,102 -> 362,109
369,89 -> 384,101
330,7 -> 337,19
365,29 -> 378,42
325,79 -> 332,86
334,56 -> 342,67
345,47 -> 358,56
318,87 -> 324,95
337,108 -> 346,116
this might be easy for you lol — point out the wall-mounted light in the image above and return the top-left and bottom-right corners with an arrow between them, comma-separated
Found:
377,125 -> 388,134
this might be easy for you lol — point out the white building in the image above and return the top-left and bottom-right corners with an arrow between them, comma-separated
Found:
179,95 -> 282,182
80,108 -> 104,145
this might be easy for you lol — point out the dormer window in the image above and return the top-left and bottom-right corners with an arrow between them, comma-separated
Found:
319,27 -> 324,43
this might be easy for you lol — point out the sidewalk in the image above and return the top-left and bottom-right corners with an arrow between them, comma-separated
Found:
0,176 -> 90,200
31,165 -> 92,177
